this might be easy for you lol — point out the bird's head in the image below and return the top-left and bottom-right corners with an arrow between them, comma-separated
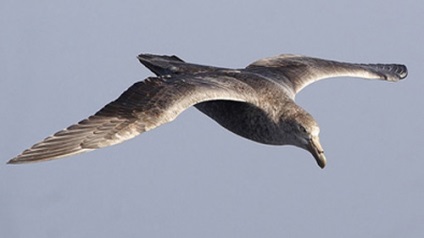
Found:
280,111 -> 327,169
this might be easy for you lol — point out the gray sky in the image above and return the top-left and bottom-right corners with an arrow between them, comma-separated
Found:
1,0 -> 423,237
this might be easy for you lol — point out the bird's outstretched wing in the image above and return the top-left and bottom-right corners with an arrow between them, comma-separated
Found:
246,54 -> 408,94
8,74 -> 256,164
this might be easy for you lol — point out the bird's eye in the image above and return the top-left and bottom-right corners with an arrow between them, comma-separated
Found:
298,125 -> 307,133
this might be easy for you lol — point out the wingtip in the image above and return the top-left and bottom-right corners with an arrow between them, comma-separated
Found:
368,63 -> 408,82
7,150 -> 37,164
7,157 -> 21,165
398,64 -> 408,80
386,64 -> 408,81
7,154 -> 33,164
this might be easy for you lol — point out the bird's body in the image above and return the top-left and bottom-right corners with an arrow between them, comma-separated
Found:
8,54 -> 407,168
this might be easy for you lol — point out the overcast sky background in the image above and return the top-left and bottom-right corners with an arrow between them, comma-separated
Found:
1,1 -> 423,237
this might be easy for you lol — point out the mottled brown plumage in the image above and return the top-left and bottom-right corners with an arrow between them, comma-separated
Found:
8,54 -> 407,168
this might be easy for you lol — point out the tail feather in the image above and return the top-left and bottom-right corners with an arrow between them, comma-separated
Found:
138,54 -> 186,76
137,54 -> 221,76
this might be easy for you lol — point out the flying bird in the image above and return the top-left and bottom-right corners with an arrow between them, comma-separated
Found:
8,54 -> 407,168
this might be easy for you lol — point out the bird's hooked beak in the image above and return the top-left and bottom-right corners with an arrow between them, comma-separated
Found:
307,136 -> 326,169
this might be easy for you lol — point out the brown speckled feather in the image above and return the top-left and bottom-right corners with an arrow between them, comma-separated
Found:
9,74 -> 256,164
8,53 -> 407,168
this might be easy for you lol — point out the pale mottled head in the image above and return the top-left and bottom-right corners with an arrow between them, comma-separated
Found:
280,110 -> 327,168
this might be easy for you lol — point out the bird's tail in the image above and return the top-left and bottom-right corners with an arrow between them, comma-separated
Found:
137,54 -> 220,76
